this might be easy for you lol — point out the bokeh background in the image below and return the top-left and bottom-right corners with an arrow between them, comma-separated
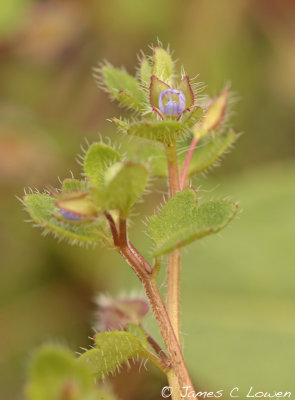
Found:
1,0 -> 295,399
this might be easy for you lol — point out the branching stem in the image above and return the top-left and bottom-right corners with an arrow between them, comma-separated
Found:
104,214 -> 197,399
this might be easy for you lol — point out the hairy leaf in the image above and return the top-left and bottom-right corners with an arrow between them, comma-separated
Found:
24,193 -> 108,245
78,332 -> 149,379
62,178 -> 89,193
84,143 -> 121,187
133,129 -> 236,178
148,189 -> 238,256
26,345 -> 115,400
92,162 -> 148,217
125,324 -> 148,348
134,143 -> 167,177
101,65 -> 146,111
152,47 -> 173,83
183,129 -> 237,176
139,57 -> 152,86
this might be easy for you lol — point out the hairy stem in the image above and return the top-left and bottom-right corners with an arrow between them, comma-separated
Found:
112,218 -> 197,399
166,144 -> 181,342
166,144 -> 180,197
119,244 -> 195,398
104,211 -> 119,247
180,136 -> 199,190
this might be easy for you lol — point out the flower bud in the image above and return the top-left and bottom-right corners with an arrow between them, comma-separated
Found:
55,192 -> 98,221
96,295 -> 149,331
159,89 -> 186,116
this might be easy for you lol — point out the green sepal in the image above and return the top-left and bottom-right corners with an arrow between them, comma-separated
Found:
100,65 -> 146,111
83,143 -> 121,187
26,344 -> 115,400
152,47 -> 173,83
23,193 -> 109,245
149,75 -> 170,108
139,57 -> 152,86
148,189 -> 238,256
184,129 -> 237,176
178,76 -> 194,108
92,162 -> 149,217
62,178 -> 89,193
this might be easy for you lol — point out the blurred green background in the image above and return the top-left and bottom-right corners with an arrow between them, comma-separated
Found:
1,0 -> 295,399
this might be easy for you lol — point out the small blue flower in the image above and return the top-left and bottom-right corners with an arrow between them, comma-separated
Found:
159,89 -> 186,116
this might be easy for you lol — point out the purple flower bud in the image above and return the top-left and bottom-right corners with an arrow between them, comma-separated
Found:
95,296 -> 149,331
159,89 -> 186,116
59,209 -> 85,221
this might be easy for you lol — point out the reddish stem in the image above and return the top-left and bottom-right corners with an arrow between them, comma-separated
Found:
180,136 -> 199,190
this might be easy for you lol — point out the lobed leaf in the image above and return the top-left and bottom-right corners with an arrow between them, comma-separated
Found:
24,193 -> 108,245
83,143 -> 121,187
101,65 -> 146,111
148,189 -> 238,256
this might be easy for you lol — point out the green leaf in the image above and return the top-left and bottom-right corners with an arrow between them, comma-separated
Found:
100,65 -> 146,111
181,106 -> 203,130
26,345 -> 116,400
26,345 -> 92,400
152,47 -> 173,83
24,193 -> 108,245
139,57 -> 152,86
84,143 -> 121,187
125,323 -> 148,348
134,143 -> 167,177
132,128 -> 235,179
62,178 -> 89,193
115,107 -> 203,145
79,330 -> 167,377
182,129 -> 237,176
78,332 -> 148,379
121,120 -> 186,145
92,162 -> 148,217
148,189 -> 238,256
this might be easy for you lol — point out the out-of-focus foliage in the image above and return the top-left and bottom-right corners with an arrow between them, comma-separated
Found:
1,0 -> 295,399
